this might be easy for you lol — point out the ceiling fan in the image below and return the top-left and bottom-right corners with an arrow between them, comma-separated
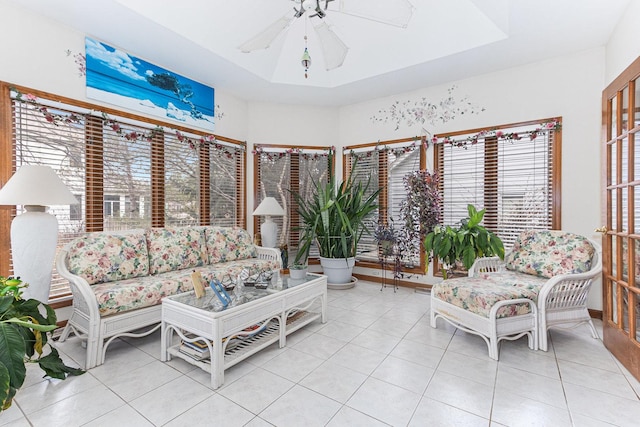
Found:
237,0 -> 415,71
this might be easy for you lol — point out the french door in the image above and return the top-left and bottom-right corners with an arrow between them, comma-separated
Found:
602,56 -> 640,380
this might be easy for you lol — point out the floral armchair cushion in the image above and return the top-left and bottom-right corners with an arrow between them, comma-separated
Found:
505,230 -> 595,279
146,227 -> 208,275
66,230 -> 149,285
205,226 -> 257,264
433,270 -> 546,318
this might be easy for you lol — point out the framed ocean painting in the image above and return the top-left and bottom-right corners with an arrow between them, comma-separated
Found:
85,37 -> 215,131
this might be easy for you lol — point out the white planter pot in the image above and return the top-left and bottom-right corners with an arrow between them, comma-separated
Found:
319,256 -> 356,287
289,267 -> 308,280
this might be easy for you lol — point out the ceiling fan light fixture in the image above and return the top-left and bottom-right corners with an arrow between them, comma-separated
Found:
301,35 -> 312,78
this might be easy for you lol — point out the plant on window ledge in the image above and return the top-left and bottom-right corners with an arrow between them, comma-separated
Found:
0,276 -> 84,412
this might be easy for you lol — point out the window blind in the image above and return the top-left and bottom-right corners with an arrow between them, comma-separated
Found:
254,146 -> 332,262
436,121 -> 559,250
344,139 -> 424,267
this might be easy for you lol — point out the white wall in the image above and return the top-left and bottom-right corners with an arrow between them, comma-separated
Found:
605,0 -> 640,86
0,0 -> 249,142
340,49 -> 606,307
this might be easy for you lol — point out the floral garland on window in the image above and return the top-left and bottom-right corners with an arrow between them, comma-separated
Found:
12,89 -> 243,156
346,138 -> 423,160
252,146 -> 335,161
430,120 -> 561,148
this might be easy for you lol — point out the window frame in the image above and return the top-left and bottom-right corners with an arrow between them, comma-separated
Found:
253,144 -> 334,265
0,81 -> 246,302
433,117 -> 562,274
343,137 -> 427,274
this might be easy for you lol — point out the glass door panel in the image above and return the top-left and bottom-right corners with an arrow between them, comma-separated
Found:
603,58 -> 640,381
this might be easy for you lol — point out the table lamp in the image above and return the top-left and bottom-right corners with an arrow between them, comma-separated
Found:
0,165 -> 78,303
252,197 -> 285,248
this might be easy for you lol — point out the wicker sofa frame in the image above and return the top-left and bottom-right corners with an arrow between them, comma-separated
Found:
56,226 -> 281,369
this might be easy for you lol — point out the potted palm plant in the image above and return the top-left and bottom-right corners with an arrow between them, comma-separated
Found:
424,204 -> 505,278
0,276 -> 84,411
292,159 -> 380,287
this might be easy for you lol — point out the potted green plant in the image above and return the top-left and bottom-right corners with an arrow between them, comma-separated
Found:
292,159 -> 380,287
423,204 -> 505,278
289,240 -> 310,279
0,276 -> 84,412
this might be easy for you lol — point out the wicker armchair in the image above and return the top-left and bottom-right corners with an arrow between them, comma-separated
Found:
431,230 -> 602,359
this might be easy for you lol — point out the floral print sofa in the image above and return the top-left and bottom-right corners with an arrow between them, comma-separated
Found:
56,226 -> 281,369
430,230 -> 601,360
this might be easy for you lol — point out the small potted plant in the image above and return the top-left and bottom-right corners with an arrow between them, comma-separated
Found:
0,276 -> 84,411
424,204 -> 505,279
374,222 -> 397,257
289,211 -> 315,280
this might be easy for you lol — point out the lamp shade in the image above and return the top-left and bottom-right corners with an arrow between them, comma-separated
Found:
0,165 -> 78,206
252,197 -> 285,216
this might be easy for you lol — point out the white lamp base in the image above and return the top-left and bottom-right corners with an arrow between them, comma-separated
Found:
260,216 -> 279,248
11,205 -> 58,303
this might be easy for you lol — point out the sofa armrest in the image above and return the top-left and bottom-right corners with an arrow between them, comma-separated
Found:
468,256 -> 506,277
255,246 -> 283,269
55,247 -> 101,319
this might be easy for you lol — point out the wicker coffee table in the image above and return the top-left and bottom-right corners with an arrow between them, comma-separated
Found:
160,273 -> 327,389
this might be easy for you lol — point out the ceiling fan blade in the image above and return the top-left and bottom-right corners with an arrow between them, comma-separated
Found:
337,0 -> 414,28
313,21 -> 348,70
238,15 -> 294,52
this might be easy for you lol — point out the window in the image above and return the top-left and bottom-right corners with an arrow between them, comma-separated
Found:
1,82 -> 246,302
253,145 -> 333,263
344,138 -> 426,270
435,118 -> 561,250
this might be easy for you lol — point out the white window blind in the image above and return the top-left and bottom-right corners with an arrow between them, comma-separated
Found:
344,140 -> 424,266
437,121 -> 558,250
255,147 -> 332,262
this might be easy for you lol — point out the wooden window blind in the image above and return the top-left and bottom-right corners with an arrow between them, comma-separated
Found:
435,119 -> 561,250
2,83 -> 245,302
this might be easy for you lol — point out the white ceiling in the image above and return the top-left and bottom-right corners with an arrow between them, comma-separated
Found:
8,0 -> 632,106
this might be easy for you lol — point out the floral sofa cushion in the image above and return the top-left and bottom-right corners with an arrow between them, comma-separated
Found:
504,230 -> 595,279
146,227 -> 208,275
93,259 -> 279,316
205,226 -> 257,264
432,270 -> 547,318
67,230 -> 149,285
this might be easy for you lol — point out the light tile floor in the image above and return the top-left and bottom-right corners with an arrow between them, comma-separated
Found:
2,282 -> 640,426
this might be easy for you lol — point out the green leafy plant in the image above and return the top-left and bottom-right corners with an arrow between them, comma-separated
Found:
424,204 -> 505,278
0,276 -> 84,412
291,158 -> 380,260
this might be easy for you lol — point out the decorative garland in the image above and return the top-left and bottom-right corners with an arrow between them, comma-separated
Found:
252,146 -> 335,161
431,120 -> 561,149
347,138 -> 422,160
371,86 -> 485,131
12,89 -> 244,156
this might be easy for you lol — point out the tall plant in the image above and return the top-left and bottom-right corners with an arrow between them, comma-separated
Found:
292,158 -> 380,259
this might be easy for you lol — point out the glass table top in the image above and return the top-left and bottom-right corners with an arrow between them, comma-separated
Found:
167,273 -> 321,313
